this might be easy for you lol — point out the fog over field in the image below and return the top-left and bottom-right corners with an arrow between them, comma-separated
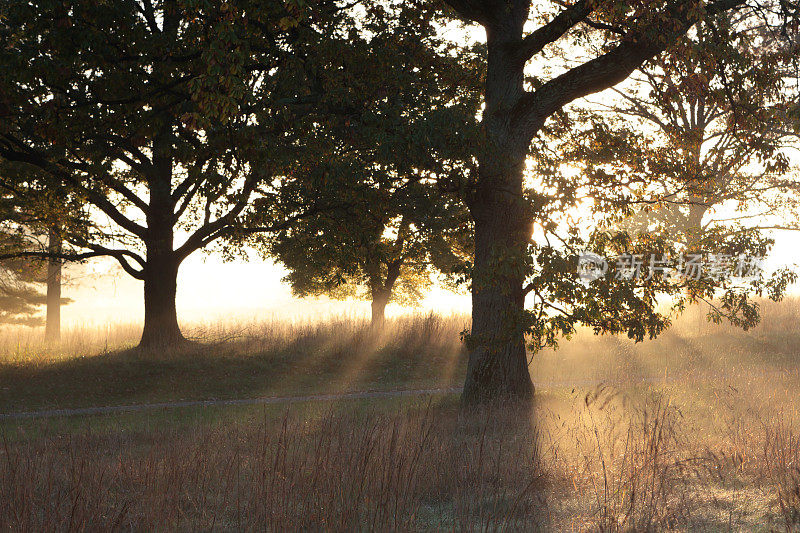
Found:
3,0 -> 800,530
59,228 -> 800,326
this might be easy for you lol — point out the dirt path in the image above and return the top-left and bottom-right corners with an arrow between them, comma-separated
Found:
2,368 -> 792,421
0,388 -> 464,420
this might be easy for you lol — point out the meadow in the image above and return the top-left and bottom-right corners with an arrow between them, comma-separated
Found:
2,300 -> 800,530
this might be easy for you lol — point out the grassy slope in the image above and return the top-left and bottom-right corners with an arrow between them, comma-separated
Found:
2,304 -> 799,414
3,302 -> 800,529
0,315 -> 468,413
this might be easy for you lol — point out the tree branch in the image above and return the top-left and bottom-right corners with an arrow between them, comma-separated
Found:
513,0 -> 747,138
515,0 -> 596,64
0,134 -> 148,239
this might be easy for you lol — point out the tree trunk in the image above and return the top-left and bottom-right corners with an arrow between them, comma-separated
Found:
367,257 -> 402,328
371,290 -> 390,325
140,253 -> 183,348
462,154 -> 534,406
44,224 -> 61,344
462,20 -> 535,407
138,130 -> 185,349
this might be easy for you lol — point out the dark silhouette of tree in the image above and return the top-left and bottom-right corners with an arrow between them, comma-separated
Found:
431,0 -> 799,405
264,3 -> 478,325
0,0 -> 337,348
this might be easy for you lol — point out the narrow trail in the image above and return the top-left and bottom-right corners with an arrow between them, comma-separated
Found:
1,368 -> 792,421
0,388 -> 463,421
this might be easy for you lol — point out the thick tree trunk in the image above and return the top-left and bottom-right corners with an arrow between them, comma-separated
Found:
138,130 -> 185,349
371,291 -> 390,325
462,19 -> 535,407
140,255 -> 183,348
462,155 -> 534,406
686,202 -> 707,232
44,224 -> 61,344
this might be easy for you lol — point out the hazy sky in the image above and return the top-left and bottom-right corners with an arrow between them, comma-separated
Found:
57,228 -> 800,328
61,251 -> 470,327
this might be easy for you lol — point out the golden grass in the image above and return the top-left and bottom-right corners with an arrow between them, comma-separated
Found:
3,299 -> 800,529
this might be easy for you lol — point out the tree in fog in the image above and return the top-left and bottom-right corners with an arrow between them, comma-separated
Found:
558,13 -> 800,244
0,184 -> 73,326
263,3 -> 478,325
529,10 -> 800,333
273,177 -> 472,324
425,0 -> 799,405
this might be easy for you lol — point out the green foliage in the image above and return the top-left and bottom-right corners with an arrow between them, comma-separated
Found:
256,1 -> 481,308
520,7 -> 800,350
0,0 -> 320,278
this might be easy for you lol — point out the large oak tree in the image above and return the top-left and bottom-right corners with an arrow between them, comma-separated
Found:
0,0 -> 335,348
434,0 -> 798,405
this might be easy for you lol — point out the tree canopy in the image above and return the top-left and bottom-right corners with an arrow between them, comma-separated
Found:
0,0 -> 352,346
262,1 -> 479,324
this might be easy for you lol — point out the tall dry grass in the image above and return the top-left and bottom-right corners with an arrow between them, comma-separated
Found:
0,406 -> 547,531
3,299 -> 800,529
0,313 -> 470,363
4,387 -> 800,530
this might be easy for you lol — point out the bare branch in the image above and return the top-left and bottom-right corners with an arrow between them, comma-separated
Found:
513,0 -> 747,138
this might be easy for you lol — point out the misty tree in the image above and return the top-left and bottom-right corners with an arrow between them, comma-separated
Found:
557,12 -> 800,243
525,10 -> 800,336
264,2 -> 478,325
0,0 -> 340,348
0,188 -> 73,326
0,245 -> 46,327
427,0 -> 799,406
272,177 -> 472,324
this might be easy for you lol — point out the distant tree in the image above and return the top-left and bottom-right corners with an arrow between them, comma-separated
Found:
561,13 -> 800,243
0,238 -> 46,327
44,223 -> 62,342
0,0 -> 347,348
529,11 -> 800,332
264,2 -> 478,325
273,179 -> 472,324
0,190 -> 72,327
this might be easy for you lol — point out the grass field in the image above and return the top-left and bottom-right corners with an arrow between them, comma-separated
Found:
3,301 -> 800,530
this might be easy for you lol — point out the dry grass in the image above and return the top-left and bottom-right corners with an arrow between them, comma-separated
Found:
3,299 -> 800,529
0,405 -> 547,531
4,386 -> 800,530
0,314 -> 468,412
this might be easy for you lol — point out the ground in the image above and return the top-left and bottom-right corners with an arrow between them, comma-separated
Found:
2,302 -> 800,530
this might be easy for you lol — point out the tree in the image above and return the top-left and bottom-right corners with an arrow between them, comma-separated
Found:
265,2 -> 478,325
0,247 -> 47,327
532,10 -> 800,336
564,12 -> 800,243
0,0 -> 332,348
274,178 -> 472,324
0,162 -> 76,329
433,0 -> 799,405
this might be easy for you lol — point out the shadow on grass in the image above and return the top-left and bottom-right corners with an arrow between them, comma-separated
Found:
0,315 -> 468,413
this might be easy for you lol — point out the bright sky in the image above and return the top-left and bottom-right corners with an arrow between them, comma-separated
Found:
56,227 -> 800,328
61,252 -> 471,327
